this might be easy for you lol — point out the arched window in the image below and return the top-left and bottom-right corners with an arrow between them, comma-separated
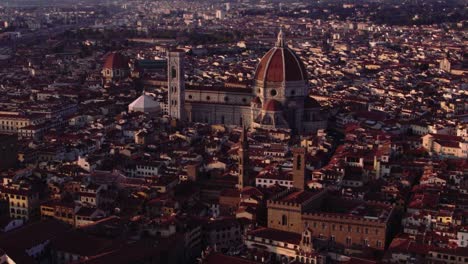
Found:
171,67 -> 177,78
282,215 -> 287,226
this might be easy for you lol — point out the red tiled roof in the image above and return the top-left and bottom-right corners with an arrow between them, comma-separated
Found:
51,230 -> 117,256
254,47 -> 307,83
103,52 -> 129,70
279,190 -> 316,204
0,220 -> 71,264
263,99 -> 283,112
248,227 -> 301,244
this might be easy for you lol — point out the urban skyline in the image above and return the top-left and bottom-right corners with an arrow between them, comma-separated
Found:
0,0 -> 466,264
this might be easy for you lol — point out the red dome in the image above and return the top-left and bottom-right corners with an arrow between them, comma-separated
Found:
254,47 -> 307,83
103,52 -> 129,70
263,99 -> 283,112
304,97 -> 321,108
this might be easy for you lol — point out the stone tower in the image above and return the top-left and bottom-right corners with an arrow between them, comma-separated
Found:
292,147 -> 307,190
237,127 -> 249,190
167,50 -> 185,121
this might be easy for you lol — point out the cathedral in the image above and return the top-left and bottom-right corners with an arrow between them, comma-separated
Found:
162,30 -> 326,134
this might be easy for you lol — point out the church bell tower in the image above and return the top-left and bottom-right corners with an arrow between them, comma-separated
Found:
238,127 -> 250,190
167,50 -> 185,121
292,147 -> 307,190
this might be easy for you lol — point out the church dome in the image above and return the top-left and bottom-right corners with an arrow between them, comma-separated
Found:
262,99 -> 283,112
128,94 -> 160,113
254,30 -> 307,83
103,52 -> 130,70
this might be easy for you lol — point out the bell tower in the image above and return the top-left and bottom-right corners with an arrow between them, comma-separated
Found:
167,50 -> 185,121
292,147 -> 307,190
237,127 -> 249,190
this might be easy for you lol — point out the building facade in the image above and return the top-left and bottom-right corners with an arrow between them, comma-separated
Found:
266,189 -> 395,250
3,184 -> 40,220
0,134 -> 17,170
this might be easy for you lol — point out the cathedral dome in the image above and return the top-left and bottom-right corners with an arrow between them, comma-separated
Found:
263,99 -> 283,112
254,30 -> 307,83
103,52 -> 129,70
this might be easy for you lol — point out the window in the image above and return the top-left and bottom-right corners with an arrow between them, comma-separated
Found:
224,96 -> 229,102
296,154 -> 302,169
171,67 -> 176,78
206,96 -> 211,101
282,215 -> 287,226
270,89 -> 277,96
346,237 -> 352,245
